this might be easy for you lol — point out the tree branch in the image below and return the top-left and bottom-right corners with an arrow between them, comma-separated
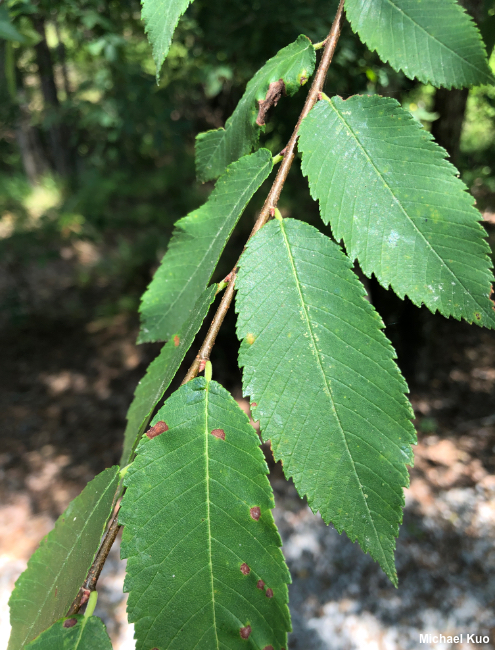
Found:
69,1 -> 346,608
182,0 -> 345,383
66,504 -> 121,616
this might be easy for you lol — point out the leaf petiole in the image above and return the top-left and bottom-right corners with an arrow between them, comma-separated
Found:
83,591 -> 97,619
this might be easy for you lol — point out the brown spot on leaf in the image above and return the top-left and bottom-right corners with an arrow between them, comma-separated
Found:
173,335 -> 180,347
240,563 -> 250,575
246,333 -> 255,345
250,506 -> 261,520
257,579 -> 265,590
211,428 -> 225,440
251,402 -> 257,408
80,588 -> 90,606
475,312 -> 481,320
256,79 -> 286,126
266,588 -> 274,598
240,625 -> 252,639
263,646 -> 275,650
146,421 -> 169,439
63,618 -> 77,628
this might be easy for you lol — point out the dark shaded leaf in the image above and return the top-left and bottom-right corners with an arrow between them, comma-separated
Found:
8,468 -> 120,650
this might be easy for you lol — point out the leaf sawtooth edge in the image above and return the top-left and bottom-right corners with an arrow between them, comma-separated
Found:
344,0 -> 495,88
141,0 -> 193,82
120,377 -> 291,649
235,217 -> 416,585
298,93 -> 495,329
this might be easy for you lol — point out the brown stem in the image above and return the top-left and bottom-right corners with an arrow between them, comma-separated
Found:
66,506 -> 122,616
69,2 -> 346,604
182,275 -> 238,384
182,0 -> 345,383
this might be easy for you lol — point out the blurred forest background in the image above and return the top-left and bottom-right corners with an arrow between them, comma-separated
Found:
2,0 -> 495,648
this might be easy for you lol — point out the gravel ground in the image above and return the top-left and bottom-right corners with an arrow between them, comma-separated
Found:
3,442 -> 494,650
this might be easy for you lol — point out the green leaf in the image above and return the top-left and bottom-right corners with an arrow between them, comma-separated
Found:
299,94 -> 495,328
236,218 -> 416,584
138,149 -> 273,343
8,468 -> 120,650
0,7 -> 26,42
344,0 -> 494,88
196,35 -> 315,182
141,0 -> 193,82
121,285 -> 216,466
25,616 -> 112,650
120,377 -> 291,649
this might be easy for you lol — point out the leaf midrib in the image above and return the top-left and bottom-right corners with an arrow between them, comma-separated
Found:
17,473 -> 118,647
326,98 -> 486,317
277,219 -> 391,574
204,381 -> 219,650
73,615 -> 90,649
376,0 -> 489,80
146,0 -> 190,52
